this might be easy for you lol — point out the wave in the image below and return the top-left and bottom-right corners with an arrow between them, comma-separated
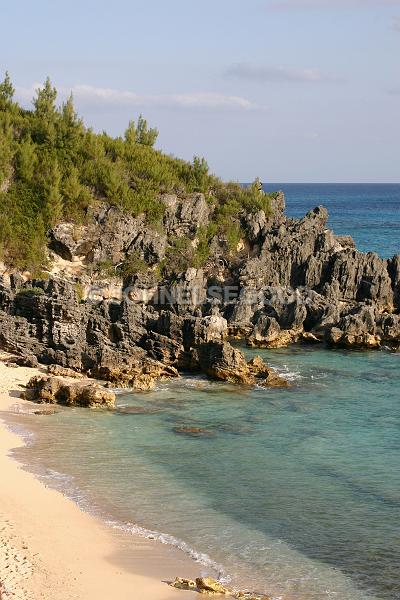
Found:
106,519 -> 229,582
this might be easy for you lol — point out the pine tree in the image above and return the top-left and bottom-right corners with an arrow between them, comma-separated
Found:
33,77 -> 57,117
32,78 -> 58,144
63,166 -> 90,221
16,136 -> 37,184
0,114 -> 14,188
0,72 -> 15,109
136,114 -> 158,147
124,120 -> 137,146
37,152 -> 63,226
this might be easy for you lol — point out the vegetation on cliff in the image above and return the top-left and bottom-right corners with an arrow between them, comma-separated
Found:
0,72 -> 274,274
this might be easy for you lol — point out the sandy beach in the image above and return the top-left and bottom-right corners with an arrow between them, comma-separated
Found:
0,355 -> 199,600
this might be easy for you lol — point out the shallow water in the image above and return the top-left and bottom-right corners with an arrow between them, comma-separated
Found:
9,346 -> 400,600
6,184 -> 400,599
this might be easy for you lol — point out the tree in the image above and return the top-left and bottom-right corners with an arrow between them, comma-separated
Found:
57,93 -> 84,159
37,152 -> 63,226
136,114 -> 158,147
63,166 -> 91,221
0,72 -> 14,108
0,114 -> 14,188
191,156 -> 209,192
124,120 -> 137,146
33,77 -> 57,117
16,136 -> 37,184
32,78 -> 58,144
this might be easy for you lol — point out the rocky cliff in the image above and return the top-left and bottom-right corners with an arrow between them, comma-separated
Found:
0,191 -> 399,387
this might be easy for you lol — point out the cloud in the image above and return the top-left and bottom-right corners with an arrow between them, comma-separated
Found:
225,63 -> 339,84
15,83 -> 261,112
268,0 -> 400,9
388,87 -> 400,94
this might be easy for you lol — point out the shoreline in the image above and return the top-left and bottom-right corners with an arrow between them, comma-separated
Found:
0,355 -> 201,600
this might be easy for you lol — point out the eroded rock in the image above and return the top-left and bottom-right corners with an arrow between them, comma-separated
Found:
23,376 -> 115,408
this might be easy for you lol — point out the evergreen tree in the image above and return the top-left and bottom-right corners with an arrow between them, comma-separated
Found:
33,77 -> 57,117
16,136 -> 37,184
0,72 -> 15,109
124,120 -> 137,146
58,94 -> 83,154
32,77 -> 58,144
63,166 -> 90,221
0,114 -> 14,188
136,114 -> 158,147
37,152 -> 63,226
191,156 -> 209,192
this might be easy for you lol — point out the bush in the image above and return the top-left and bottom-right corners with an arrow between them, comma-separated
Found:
16,287 -> 45,297
117,252 -> 148,278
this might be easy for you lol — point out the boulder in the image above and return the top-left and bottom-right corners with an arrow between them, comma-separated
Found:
24,376 -> 115,408
248,356 -> 289,388
169,577 -> 197,591
193,341 -> 254,385
193,342 -> 289,387
195,577 -> 231,595
92,358 -> 179,389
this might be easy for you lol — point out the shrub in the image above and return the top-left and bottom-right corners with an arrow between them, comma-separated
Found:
117,252 -> 148,278
16,287 -> 45,297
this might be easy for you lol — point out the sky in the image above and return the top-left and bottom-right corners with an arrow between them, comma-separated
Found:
1,0 -> 400,182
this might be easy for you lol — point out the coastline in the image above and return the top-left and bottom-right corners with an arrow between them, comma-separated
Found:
0,356 -> 199,600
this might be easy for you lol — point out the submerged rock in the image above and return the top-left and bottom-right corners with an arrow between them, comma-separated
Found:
116,406 -> 162,415
173,426 -> 214,437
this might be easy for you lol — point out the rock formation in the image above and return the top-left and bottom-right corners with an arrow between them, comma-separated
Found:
169,576 -> 271,599
23,376 -> 115,408
0,192 -> 399,390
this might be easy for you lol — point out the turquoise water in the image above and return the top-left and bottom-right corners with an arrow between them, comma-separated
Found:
6,185 -> 400,599
10,347 -> 400,600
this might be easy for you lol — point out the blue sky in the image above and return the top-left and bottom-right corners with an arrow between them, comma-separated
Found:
2,0 -> 400,182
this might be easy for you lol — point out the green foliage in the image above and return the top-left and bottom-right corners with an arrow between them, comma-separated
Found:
0,72 -> 14,109
164,236 -> 193,274
124,115 -> 158,148
92,260 -> 116,278
75,281 -> 85,302
16,286 -> 45,297
0,182 -> 48,273
0,71 -> 275,274
117,252 -> 148,279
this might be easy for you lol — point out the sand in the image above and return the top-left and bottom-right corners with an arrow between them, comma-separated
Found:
0,354 -> 200,599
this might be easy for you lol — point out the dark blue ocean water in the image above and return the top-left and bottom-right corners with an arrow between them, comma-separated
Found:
264,183 -> 400,259
7,184 -> 400,600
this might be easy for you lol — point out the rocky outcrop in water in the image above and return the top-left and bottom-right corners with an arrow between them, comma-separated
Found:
0,192 -> 399,389
24,376 -> 115,408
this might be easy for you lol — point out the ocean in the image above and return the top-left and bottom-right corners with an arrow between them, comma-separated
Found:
7,184 -> 400,600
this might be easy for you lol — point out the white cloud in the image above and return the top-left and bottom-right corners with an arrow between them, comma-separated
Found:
15,83 -> 261,112
225,63 -> 339,83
